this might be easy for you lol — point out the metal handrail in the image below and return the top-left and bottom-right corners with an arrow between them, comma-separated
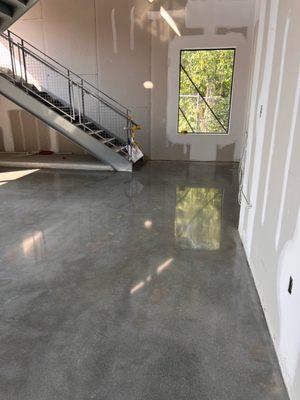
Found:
19,44 -> 131,122
3,30 -> 130,116
0,29 -> 140,153
1,30 -> 139,128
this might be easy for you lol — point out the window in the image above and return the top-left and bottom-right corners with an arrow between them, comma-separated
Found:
178,48 -> 236,134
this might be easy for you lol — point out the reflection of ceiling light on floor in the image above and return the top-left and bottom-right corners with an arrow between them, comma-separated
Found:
157,258 -> 174,274
143,81 -> 154,89
22,231 -> 43,256
160,6 -> 181,37
130,257 -> 174,294
130,281 -> 145,294
144,220 -> 152,229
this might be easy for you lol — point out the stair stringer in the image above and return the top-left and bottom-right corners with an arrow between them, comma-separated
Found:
0,76 -> 132,172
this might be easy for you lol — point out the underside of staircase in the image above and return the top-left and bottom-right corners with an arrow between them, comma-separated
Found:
0,0 -> 38,33
0,7 -> 141,172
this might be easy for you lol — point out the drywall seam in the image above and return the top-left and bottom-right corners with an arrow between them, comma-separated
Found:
245,0 -> 280,255
130,6 -> 135,51
149,19 -> 153,160
261,12 -> 291,225
34,117 -> 40,149
40,0 -> 46,54
275,66 -> 300,249
19,110 -> 25,151
111,8 -> 118,54
94,0 -> 101,91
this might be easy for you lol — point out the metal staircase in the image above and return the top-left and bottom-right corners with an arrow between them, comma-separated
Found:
0,1 -> 38,33
0,30 -> 141,171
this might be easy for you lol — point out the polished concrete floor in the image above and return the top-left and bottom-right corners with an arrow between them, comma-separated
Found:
0,162 -> 289,400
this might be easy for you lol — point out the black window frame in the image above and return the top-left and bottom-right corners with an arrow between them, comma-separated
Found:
177,47 -> 236,135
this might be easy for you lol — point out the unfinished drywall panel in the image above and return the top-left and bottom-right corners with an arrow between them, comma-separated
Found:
95,0 -> 152,155
0,95 -> 14,151
20,1 -> 43,20
42,0 -> 98,75
1,0 -> 253,160
150,22 -> 191,161
9,20 -> 45,50
0,96 -> 85,154
185,0 -> 251,31
0,0 -> 152,156
150,0 -> 255,161
165,34 -> 250,161
238,1 -> 268,243
239,0 -> 300,398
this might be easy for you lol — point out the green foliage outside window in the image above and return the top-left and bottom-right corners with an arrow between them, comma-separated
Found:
178,49 -> 235,134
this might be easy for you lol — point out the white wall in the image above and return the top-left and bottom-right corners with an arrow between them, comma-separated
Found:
239,0 -> 300,399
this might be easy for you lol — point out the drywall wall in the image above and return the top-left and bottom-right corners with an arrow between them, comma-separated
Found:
239,0 -> 300,398
0,96 -> 84,154
165,34 -> 250,161
150,0 -> 255,161
0,0 -> 152,155
0,0 -> 255,160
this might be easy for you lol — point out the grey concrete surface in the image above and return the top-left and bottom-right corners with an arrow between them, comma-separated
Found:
0,162 -> 289,400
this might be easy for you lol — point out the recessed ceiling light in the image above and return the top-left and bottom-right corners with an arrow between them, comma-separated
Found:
143,81 -> 154,89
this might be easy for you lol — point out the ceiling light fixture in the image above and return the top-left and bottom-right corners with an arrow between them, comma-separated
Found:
160,6 -> 181,37
143,81 -> 154,89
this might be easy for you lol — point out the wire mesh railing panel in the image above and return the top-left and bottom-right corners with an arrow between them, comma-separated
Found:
98,101 -> 128,143
0,34 -> 12,71
40,65 -> 70,105
82,91 -> 101,125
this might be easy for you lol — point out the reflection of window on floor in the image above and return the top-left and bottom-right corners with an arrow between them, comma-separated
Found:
175,187 -> 222,250
178,48 -> 235,134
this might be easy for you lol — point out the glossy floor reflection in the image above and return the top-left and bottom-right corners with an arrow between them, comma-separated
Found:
0,162 -> 289,400
175,187 -> 222,250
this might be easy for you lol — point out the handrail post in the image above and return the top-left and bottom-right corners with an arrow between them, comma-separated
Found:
21,39 -> 28,84
126,111 -> 133,160
67,69 -> 73,114
7,31 -> 16,80
81,79 -> 85,127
